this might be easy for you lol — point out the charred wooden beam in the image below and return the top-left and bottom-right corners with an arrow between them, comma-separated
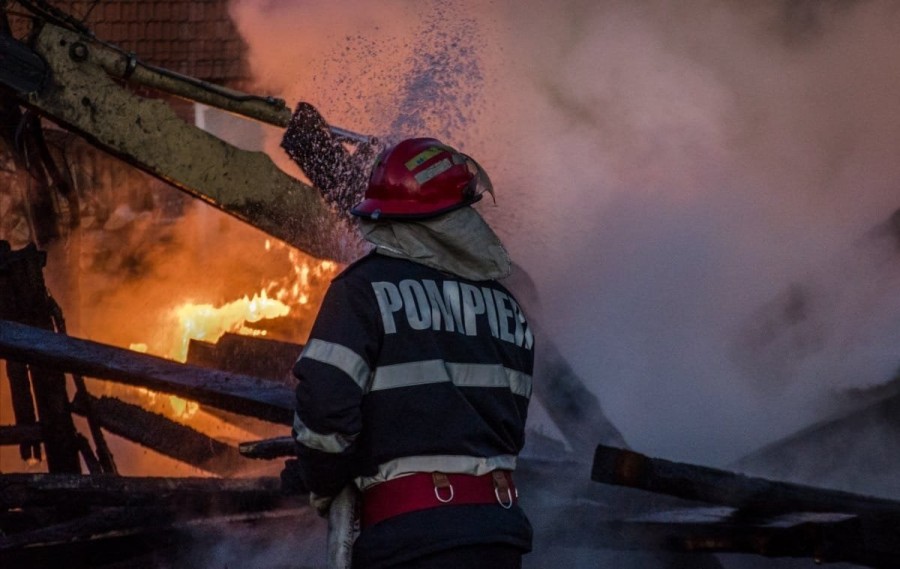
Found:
542,502 -> 900,568
0,242 -> 80,472
186,333 -> 300,385
0,503 -> 311,554
0,506 -> 176,557
50,300 -> 118,474
592,444 -> 900,517
535,504 -> 877,565
239,435 -> 294,460
28,365 -> 81,473
3,360 -> 41,461
0,319 -> 294,424
70,394 -> 248,476
0,473 -> 299,512
69,372 -> 117,474
0,424 -> 42,446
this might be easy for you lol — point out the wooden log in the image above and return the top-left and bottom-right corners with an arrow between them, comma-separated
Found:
3,360 -> 41,461
70,393 -> 248,476
533,504 -> 874,564
0,424 -> 43,446
0,473 -> 298,511
0,243 -> 80,473
0,319 -> 294,425
70,372 -> 118,474
186,333 -> 300,385
540,502 -> 900,568
592,444 -> 900,517
0,507 -> 174,553
0,503 -> 311,552
238,435 -> 294,460
29,365 -> 82,473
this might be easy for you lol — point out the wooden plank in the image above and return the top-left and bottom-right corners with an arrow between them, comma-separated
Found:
0,424 -> 43,446
238,435 -> 294,460
186,333 -> 299,385
592,444 -> 900,517
70,394 -> 248,476
0,473 -> 297,511
535,504 -> 869,564
0,504 -> 311,552
0,319 -> 294,425
3,360 -> 41,461
1,243 -> 81,472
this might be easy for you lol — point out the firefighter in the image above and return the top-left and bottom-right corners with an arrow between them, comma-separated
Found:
291,137 -> 534,568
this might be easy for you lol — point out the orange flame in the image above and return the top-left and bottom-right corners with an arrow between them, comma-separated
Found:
129,241 -> 338,363
169,290 -> 290,362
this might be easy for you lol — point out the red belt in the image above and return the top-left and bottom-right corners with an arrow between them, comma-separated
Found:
361,471 -> 518,528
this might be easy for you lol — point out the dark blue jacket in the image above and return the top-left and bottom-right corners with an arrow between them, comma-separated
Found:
292,252 -> 534,567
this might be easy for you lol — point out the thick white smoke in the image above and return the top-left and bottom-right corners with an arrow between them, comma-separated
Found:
231,0 -> 900,466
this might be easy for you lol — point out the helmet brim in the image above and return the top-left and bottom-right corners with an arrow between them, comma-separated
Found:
350,193 -> 483,221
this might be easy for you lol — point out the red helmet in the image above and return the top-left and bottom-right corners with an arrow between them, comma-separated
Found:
351,137 -> 493,220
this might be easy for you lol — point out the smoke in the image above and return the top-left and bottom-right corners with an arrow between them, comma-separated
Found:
230,0 -> 900,466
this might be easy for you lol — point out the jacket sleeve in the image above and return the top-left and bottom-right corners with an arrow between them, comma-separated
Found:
291,274 -> 380,497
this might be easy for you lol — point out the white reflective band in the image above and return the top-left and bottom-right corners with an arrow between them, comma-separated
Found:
449,363 -> 532,398
293,413 -> 358,454
414,157 -> 452,184
356,454 -> 518,490
369,360 -> 532,398
299,339 -> 371,390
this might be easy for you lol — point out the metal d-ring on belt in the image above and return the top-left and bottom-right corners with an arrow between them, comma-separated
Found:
431,471 -> 517,509
361,470 -> 519,528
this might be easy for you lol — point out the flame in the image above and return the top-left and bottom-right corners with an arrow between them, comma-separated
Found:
168,395 -> 199,419
267,246 -> 337,307
119,234 -> 339,424
169,290 -> 290,362
128,242 -> 339,364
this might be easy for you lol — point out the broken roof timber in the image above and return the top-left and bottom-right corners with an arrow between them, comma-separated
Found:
0,319 -> 294,425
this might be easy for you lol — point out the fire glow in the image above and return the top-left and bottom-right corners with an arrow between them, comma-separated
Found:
169,290 -> 289,362
129,239 -> 338,363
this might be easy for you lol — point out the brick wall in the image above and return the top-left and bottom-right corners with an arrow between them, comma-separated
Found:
28,1 -> 249,85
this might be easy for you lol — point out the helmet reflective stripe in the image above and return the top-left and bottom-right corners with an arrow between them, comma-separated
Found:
414,158 -> 453,185
405,146 -> 444,170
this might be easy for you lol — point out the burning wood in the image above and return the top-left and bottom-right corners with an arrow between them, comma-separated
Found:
186,332 -> 301,384
1,242 -> 82,472
0,319 -> 294,425
70,394 -> 248,476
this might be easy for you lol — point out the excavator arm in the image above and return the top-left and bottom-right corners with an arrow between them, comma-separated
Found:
1,19 -> 365,262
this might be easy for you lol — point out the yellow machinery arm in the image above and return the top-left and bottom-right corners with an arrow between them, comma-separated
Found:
6,21 -> 361,263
